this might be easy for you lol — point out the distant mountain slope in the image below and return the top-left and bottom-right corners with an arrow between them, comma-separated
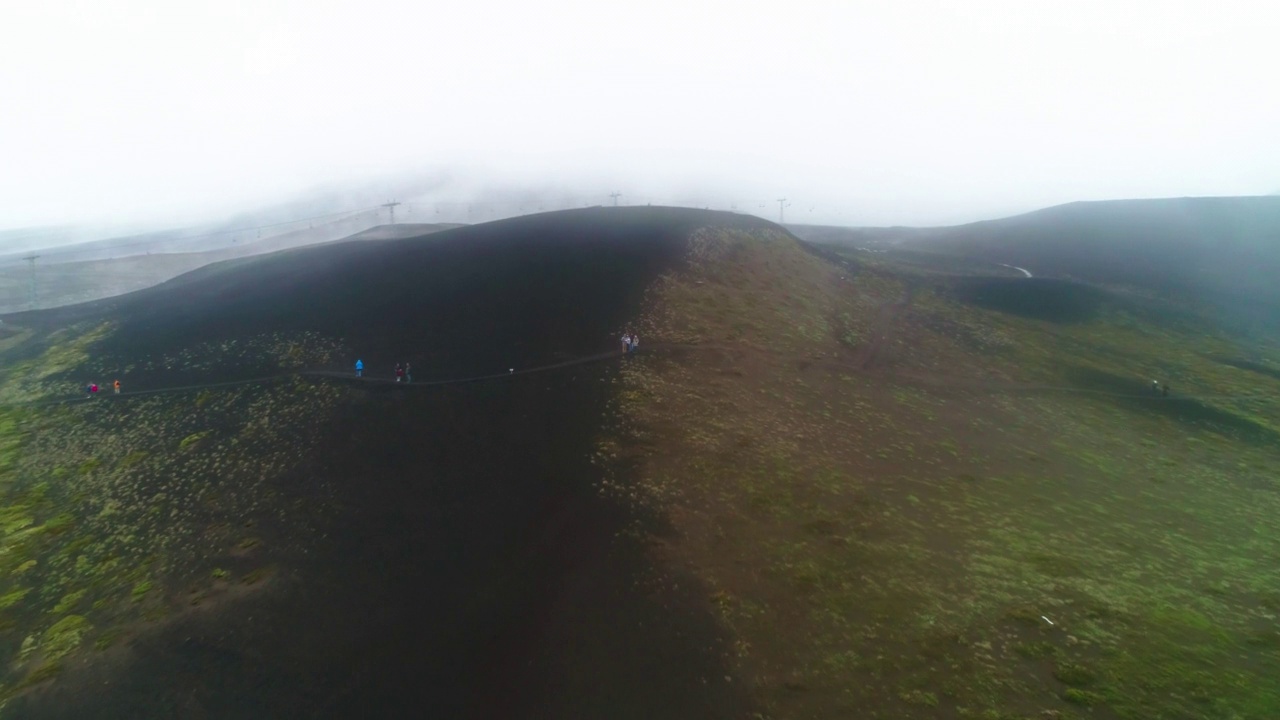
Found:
5,212 -> 387,266
0,223 -> 457,313
0,227 -> 83,257
783,224 -> 930,248
797,196 -> 1280,309
342,223 -> 466,241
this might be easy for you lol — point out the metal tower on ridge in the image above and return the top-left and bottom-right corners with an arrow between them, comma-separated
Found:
777,198 -> 790,224
609,192 -> 622,207
382,201 -> 401,224
22,255 -> 38,310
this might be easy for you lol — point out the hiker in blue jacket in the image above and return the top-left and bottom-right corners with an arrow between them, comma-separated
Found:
355,359 -> 364,377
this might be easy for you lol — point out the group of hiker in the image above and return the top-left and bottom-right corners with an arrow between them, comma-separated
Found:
351,331 -> 644,382
84,380 -> 121,398
77,333 -> 647,401
352,359 -> 413,382
1152,379 -> 1170,397
620,331 -> 640,355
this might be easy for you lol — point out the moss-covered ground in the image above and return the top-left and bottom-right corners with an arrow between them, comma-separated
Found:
596,229 -> 1280,718
0,324 -> 341,707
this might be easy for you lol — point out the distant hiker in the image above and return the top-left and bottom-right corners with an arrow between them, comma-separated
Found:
395,364 -> 404,383
1152,380 -> 1160,394
629,333 -> 639,354
620,333 -> 631,354
355,359 -> 364,377
1162,383 -> 1170,398
85,383 -> 93,399
113,379 -> 121,394
404,362 -> 412,383
90,383 -> 99,397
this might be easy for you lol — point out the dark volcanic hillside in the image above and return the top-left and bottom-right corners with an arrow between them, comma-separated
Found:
29,209 -> 761,383
0,207 -> 769,719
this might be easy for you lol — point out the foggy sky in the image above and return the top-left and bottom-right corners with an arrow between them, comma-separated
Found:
1,0 -> 1275,232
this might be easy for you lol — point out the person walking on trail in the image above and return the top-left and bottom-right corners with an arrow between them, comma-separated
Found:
629,333 -> 639,354
1152,379 -> 1160,395
90,383 -> 99,398
355,359 -> 364,377
404,362 -> 412,383
620,332 -> 631,355
1162,383 -> 1170,397
85,383 -> 93,399
395,363 -> 404,383
113,379 -> 121,394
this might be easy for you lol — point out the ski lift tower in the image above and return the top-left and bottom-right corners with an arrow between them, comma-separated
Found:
382,201 -> 402,224
22,255 -> 38,309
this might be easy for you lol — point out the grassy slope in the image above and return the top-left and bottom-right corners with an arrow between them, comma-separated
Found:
0,324 -> 342,704
603,228 -> 1280,718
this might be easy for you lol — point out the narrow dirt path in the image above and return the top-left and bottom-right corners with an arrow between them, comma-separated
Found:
6,341 -> 1266,410
3,350 -> 625,408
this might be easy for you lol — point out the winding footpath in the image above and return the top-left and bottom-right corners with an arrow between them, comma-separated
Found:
997,263 -> 1034,278
3,349 -> 625,408
2,343 -> 1270,409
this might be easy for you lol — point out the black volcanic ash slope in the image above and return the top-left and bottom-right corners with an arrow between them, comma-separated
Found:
79,207 -> 769,382
0,207 -> 768,719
